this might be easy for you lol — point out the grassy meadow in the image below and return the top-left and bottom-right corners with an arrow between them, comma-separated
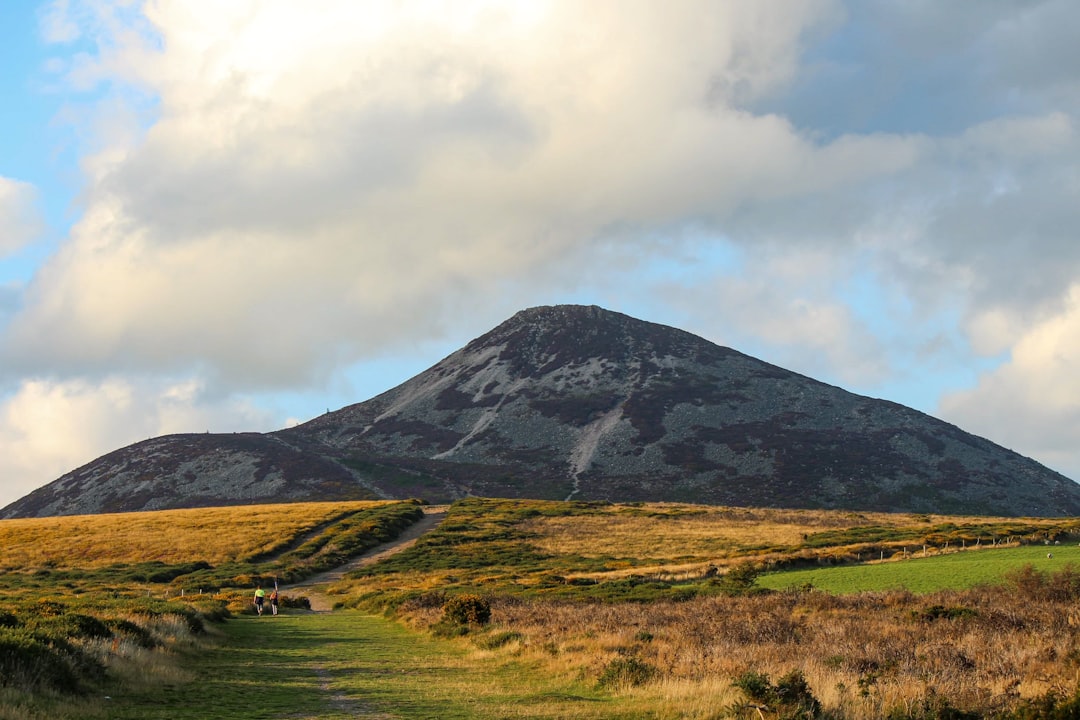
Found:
6,496 -> 1080,718
758,543 -> 1080,594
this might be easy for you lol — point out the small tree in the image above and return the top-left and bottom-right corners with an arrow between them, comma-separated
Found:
713,562 -> 762,595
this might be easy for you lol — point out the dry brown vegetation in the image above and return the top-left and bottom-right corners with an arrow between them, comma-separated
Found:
336,498 -> 1080,717
0,500 -> 397,570
393,573 -> 1080,718
522,503 -> 1079,583
8,496 -> 1080,717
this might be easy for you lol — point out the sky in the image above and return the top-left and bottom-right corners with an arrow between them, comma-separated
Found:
2,0 -> 1080,509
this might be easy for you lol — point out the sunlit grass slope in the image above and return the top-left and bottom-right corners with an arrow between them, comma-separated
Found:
0,500 -> 398,569
338,497 -> 1080,604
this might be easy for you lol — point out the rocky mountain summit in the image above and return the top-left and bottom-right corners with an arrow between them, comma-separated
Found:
6,304 -> 1080,518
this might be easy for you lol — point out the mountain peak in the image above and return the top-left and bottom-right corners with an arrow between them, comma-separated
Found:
463,304 -> 727,374
5,305 -> 1079,518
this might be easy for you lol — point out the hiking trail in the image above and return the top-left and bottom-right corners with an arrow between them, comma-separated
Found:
283,505 -> 447,612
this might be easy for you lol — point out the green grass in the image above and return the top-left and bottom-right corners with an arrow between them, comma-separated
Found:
97,611 -> 640,720
758,543 -> 1080,594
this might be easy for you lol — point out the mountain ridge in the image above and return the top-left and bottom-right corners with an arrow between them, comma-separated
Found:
5,304 -> 1078,518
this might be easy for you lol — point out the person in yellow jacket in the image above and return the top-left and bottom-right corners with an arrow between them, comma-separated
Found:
253,586 -> 266,615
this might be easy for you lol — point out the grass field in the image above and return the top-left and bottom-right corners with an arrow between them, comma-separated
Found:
7,496 -> 1080,719
758,543 -> 1080,593
95,612 -> 645,720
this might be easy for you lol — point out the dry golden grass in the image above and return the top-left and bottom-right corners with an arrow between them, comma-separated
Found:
397,583 -> 1080,719
0,500 -> 396,569
516,503 -> 1074,582
355,498 -> 1080,718
524,504 -> 1033,561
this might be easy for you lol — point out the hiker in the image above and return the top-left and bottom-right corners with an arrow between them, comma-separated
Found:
269,588 -> 279,616
254,586 -> 266,615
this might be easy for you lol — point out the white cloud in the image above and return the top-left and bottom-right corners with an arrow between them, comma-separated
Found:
940,284 -> 1080,481
0,177 -> 41,258
0,376 -> 277,509
7,0 -> 883,389
6,0 -> 1080,500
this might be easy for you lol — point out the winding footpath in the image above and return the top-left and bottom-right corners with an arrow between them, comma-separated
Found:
284,505 -> 448,611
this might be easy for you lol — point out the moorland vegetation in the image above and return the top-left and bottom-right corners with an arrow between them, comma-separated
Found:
335,498 -> 1080,718
6,497 -> 1080,718
0,500 -> 423,718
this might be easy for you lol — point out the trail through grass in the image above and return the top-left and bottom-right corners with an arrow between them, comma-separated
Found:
102,611 -> 632,720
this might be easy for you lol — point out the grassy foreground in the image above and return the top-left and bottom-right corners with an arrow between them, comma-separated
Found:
88,611 -> 637,720
9,497 -> 1080,718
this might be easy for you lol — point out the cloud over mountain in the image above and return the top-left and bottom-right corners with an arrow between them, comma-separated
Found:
2,1 -> 1079,506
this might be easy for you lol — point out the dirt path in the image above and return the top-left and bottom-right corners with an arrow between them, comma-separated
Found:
283,505 -> 447,611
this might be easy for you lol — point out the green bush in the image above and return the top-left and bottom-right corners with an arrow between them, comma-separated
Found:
732,669 -> 821,719
43,613 -> 113,641
281,594 -> 311,610
28,600 -> 66,618
711,562 -> 764,596
1007,689 -> 1080,719
597,657 -> 657,689
442,594 -> 491,625
0,627 -> 85,694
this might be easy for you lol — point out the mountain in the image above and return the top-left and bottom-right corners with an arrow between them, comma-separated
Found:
5,304 -> 1080,518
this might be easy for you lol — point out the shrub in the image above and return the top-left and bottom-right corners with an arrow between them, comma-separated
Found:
911,605 -> 978,622
51,613 -> 113,641
597,657 -> 658,689
733,670 -> 773,703
732,669 -> 821,718
442,594 -> 491,626
29,600 -> 66,618
0,628 -> 84,694
712,562 -> 765,596
1008,689 -> 1080,719
281,594 -> 311,610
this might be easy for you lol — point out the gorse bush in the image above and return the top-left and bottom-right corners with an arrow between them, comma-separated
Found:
0,598 -> 224,699
38,612 -> 113,641
0,627 -> 83,694
442,594 -> 491,625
